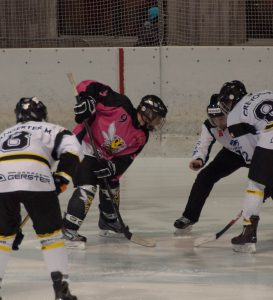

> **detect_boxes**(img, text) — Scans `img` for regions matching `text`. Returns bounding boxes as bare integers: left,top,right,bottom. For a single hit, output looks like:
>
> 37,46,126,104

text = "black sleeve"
85,81,135,115
51,130,73,160
111,155,134,176
85,81,110,99
55,152,80,181
111,142,147,176
228,123,257,138
51,130,80,181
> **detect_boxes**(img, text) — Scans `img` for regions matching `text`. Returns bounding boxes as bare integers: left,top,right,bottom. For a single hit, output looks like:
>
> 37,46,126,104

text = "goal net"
0,0,273,48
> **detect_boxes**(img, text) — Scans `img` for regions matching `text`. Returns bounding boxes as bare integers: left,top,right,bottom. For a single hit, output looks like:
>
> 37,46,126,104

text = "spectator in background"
135,6,160,46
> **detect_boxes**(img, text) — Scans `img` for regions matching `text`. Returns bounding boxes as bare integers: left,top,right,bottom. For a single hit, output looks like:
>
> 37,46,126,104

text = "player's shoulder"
30,121,72,137
242,90,273,105
203,119,214,130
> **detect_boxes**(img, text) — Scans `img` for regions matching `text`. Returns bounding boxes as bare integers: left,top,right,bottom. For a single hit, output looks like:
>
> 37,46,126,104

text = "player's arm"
228,123,257,138
190,120,216,170
88,154,134,179
74,81,111,123
52,129,83,194
91,140,147,179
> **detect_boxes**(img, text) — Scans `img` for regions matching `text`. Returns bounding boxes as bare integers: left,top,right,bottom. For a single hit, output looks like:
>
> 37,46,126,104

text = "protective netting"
0,0,273,48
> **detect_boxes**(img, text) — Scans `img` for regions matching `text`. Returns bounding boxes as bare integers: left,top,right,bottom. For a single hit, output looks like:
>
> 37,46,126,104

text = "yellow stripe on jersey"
246,189,264,197
41,241,65,251
0,152,50,168
54,171,72,182
264,123,273,131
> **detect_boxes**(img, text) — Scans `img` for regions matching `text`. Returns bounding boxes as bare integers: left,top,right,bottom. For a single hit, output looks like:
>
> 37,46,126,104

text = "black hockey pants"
183,148,247,223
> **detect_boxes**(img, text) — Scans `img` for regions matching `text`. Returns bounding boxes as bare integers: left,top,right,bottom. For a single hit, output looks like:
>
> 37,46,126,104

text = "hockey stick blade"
194,210,243,247
130,234,156,247
194,235,216,247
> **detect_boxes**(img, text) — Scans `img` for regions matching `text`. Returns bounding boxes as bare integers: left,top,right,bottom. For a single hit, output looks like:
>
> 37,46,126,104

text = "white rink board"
0,46,273,156
160,47,273,135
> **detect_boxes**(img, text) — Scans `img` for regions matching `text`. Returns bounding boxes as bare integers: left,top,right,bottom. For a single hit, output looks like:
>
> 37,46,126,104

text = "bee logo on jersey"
102,122,126,153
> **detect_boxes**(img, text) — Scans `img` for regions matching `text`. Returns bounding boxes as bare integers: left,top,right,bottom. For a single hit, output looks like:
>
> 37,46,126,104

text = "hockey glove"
74,92,96,123
53,173,69,195
189,158,204,171
92,159,116,178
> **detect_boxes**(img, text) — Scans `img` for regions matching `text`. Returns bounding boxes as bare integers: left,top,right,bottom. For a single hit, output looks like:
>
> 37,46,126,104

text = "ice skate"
51,271,77,300
173,216,194,235
231,215,259,253
62,228,87,250
98,213,124,238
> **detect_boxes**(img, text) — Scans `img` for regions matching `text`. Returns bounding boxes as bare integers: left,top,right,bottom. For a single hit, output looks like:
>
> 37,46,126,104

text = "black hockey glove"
92,158,116,179
74,92,96,123
53,173,69,195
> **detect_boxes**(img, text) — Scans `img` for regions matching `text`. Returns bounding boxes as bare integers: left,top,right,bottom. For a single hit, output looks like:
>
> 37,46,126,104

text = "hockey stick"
194,210,242,247
12,214,30,250
67,73,156,247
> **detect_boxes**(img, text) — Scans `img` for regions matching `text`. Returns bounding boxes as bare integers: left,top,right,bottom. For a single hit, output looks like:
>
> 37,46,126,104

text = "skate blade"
64,240,86,250
232,243,256,253
174,225,193,236
99,230,124,238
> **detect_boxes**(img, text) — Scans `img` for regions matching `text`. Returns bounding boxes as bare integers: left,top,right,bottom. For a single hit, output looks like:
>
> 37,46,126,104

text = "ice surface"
3,158,273,300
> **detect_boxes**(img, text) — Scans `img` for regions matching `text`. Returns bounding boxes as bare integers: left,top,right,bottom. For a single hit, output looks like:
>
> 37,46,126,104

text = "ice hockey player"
62,80,168,249
0,97,82,299
174,94,250,234
218,80,273,253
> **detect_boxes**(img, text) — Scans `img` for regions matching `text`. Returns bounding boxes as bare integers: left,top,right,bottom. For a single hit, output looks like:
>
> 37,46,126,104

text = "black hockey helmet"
15,97,48,123
207,94,226,127
207,94,224,118
137,95,168,130
218,80,247,114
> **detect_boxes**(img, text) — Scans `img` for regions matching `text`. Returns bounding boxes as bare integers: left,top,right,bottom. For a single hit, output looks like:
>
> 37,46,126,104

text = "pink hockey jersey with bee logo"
73,80,149,176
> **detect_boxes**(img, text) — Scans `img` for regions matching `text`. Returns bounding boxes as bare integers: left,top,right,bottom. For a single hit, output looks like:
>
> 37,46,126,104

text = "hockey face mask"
140,107,166,131
138,95,168,131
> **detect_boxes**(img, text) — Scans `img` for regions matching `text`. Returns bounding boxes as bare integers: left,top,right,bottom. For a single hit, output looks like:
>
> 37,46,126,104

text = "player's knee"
68,186,96,212
70,186,96,205
196,167,220,183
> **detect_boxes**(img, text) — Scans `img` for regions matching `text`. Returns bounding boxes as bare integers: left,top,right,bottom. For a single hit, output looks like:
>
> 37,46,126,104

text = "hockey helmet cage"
15,97,48,123
218,80,247,114
137,95,168,130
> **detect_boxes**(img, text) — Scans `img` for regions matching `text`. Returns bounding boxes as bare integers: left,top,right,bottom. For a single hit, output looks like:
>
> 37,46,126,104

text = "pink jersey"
73,81,148,171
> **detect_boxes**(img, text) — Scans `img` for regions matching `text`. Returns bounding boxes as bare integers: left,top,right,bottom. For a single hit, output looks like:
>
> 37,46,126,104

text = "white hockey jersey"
227,90,273,160
192,119,252,165
0,121,83,192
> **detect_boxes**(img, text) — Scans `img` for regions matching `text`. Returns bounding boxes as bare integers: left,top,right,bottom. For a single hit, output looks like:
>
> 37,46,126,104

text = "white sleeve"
192,122,216,163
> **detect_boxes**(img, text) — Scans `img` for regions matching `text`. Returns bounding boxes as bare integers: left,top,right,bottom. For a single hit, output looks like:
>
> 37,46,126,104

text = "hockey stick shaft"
67,73,156,247
20,214,30,228
12,214,30,250
215,210,242,239
194,210,242,247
